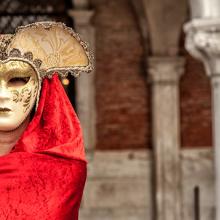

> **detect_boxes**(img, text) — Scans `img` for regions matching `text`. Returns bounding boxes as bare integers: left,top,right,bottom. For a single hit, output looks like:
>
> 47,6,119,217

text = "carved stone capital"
148,57,185,84
184,19,220,76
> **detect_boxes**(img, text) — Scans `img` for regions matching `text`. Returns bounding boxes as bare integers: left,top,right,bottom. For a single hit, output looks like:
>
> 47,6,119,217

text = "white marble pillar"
68,9,96,156
148,57,185,220
184,19,220,219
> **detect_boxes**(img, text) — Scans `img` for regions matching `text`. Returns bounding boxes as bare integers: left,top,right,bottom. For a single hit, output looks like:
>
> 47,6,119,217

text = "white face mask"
0,60,39,131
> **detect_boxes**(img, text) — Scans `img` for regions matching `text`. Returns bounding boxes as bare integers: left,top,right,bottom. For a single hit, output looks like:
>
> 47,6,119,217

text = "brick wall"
91,0,212,149
91,0,151,150
180,51,212,148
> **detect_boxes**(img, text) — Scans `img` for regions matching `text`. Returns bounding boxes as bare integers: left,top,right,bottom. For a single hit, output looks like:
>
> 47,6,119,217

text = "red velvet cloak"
0,74,87,219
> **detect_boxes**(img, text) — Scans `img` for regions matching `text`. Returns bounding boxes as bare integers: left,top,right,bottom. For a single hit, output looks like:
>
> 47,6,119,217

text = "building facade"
0,0,215,219
80,0,214,220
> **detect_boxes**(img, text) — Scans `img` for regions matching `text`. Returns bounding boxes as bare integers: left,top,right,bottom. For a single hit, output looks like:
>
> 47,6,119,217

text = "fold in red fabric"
0,74,87,219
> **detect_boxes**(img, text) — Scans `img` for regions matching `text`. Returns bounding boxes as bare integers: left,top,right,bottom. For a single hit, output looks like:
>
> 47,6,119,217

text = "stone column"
68,9,96,156
148,57,185,220
184,19,220,219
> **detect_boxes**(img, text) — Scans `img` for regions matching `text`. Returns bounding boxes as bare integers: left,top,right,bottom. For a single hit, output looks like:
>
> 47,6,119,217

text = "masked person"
0,22,93,219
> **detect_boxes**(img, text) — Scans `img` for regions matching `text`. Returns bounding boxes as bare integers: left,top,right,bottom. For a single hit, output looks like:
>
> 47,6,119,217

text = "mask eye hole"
8,77,30,87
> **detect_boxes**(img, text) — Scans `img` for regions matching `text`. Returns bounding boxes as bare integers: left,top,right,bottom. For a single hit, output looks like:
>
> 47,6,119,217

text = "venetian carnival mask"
0,22,93,131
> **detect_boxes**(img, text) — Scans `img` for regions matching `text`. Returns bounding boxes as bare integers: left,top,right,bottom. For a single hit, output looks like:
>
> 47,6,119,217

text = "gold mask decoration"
0,21,93,131
7,22,93,77
0,60,39,131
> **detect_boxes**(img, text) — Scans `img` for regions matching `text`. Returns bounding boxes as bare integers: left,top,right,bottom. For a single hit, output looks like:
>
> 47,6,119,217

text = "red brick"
180,50,212,148
91,0,151,150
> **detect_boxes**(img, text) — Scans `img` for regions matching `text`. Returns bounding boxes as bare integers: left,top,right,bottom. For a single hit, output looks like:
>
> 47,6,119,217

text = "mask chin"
0,113,31,132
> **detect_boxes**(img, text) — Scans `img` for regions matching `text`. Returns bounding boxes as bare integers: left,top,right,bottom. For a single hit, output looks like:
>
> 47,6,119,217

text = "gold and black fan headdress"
0,21,93,78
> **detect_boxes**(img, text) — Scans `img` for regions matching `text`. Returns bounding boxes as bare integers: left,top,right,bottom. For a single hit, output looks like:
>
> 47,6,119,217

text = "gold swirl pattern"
12,87,33,112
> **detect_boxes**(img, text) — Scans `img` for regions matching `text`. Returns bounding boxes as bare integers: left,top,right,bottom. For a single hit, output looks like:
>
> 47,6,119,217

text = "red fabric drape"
0,74,87,219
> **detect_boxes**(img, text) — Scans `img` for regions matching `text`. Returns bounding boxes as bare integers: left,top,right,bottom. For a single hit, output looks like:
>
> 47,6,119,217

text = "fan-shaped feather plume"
6,22,93,77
